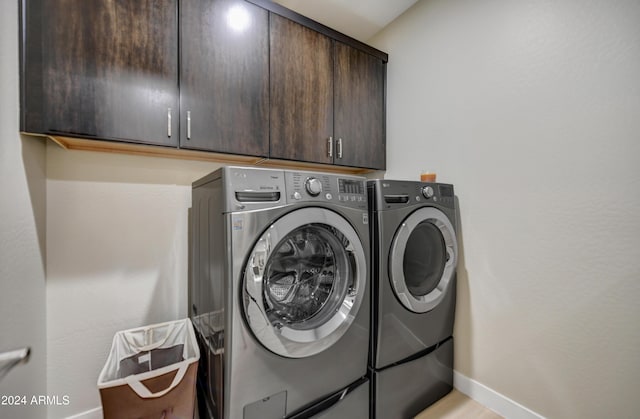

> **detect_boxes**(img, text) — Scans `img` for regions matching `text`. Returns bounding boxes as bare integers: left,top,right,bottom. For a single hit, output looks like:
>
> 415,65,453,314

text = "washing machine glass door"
389,207,457,313
243,207,367,358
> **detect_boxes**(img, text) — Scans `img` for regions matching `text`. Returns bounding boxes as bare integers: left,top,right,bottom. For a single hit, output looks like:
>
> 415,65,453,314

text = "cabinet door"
22,0,179,146
180,0,269,156
334,42,386,170
270,14,334,164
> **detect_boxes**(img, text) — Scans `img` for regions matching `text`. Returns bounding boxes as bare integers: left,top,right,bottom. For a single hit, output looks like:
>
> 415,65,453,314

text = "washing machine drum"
389,207,457,313
243,207,367,358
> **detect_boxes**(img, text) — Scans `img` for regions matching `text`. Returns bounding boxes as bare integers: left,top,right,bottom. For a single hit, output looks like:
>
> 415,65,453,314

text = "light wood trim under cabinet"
28,134,374,175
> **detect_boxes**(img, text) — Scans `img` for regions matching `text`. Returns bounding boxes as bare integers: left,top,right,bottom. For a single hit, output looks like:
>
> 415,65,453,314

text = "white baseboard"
65,406,102,419
453,370,545,419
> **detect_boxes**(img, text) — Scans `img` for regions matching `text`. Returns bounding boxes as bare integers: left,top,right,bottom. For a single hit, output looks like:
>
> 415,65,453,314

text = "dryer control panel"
285,171,367,210
368,179,456,211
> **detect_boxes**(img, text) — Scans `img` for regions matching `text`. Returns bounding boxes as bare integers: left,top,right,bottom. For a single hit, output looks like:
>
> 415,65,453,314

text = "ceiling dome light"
227,4,250,32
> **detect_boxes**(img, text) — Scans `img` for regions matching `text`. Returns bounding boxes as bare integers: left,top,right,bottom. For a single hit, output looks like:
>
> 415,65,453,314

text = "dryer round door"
389,207,457,313
243,207,367,358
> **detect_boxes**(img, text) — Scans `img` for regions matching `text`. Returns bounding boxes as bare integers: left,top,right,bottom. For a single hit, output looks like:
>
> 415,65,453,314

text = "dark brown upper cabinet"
267,12,386,170
269,14,334,165
20,0,179,146
334,42,386,169
180,0,269,156
20,0,387,170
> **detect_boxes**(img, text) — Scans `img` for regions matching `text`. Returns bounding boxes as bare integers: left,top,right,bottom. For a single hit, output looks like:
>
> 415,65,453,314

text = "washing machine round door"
389,207,457,313
243,207,367,358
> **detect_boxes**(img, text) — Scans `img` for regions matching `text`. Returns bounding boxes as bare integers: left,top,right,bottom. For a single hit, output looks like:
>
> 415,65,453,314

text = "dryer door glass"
403,221,446,297
389,207,457,313
243,207,367,358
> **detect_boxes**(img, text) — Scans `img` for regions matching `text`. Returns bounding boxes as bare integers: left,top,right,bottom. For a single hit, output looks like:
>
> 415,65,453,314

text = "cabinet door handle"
167,108,172,137
187,111,192,140
327,136,333,157
337,138,343,159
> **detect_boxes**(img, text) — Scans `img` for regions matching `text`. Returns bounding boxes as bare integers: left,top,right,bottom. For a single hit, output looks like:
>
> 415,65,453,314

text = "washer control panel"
337,177,366,204
285,171,367,210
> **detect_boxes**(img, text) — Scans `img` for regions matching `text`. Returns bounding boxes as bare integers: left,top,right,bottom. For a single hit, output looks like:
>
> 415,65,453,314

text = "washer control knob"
421,186,435,199
305,177,322,196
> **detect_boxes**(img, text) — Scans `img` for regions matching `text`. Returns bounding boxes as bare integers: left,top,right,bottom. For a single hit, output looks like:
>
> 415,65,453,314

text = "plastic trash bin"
97,318,200,419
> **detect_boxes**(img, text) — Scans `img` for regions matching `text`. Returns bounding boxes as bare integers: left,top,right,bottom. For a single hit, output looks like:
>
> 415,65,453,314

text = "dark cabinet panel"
21,0,179,146
180,0,269,156
268,14,386,170
269,14,334,165
334,43,386,169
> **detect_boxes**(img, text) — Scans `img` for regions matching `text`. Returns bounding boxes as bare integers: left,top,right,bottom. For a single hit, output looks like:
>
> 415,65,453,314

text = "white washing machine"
190,166,370,418
368,179,458,418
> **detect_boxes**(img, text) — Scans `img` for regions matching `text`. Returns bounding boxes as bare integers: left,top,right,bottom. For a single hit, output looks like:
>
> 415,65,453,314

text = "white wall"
46,145,222,418
370,0,640,417
0,1,47,418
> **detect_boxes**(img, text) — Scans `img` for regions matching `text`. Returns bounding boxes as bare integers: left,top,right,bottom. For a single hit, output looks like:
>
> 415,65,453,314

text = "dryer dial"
305,177,323,196
421,186,435,199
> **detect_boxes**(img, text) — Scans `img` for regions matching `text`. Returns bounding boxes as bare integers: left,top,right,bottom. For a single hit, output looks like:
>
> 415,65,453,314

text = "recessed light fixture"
227,4,250,32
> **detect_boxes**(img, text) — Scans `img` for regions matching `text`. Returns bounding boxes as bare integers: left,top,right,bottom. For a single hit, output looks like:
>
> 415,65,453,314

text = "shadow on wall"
21,135,47,270
45,138,225,186
144,209,189,326
453,195,473,376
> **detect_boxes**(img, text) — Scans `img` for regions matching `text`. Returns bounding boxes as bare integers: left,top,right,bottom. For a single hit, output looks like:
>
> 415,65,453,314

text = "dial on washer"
305,177,323,196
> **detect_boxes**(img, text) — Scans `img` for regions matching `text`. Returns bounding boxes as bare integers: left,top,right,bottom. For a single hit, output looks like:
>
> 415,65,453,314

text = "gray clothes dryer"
368,179,458,418
190,166,370,419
